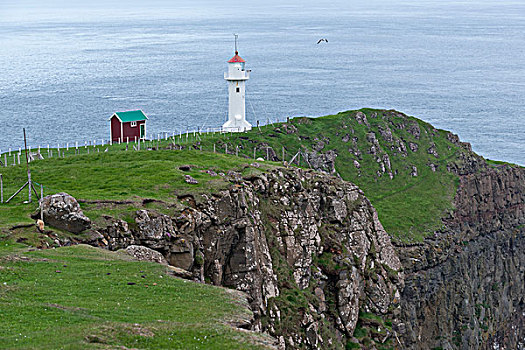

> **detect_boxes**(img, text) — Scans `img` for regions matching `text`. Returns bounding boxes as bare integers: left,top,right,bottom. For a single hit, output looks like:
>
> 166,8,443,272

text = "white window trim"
131,121,137,127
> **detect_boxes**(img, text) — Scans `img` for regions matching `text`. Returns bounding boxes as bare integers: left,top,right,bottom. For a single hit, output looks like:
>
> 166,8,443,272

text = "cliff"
93,167,404,349
398,164,525,349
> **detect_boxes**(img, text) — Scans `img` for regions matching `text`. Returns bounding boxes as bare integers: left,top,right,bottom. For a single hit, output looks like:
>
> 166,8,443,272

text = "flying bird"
317,38,328,44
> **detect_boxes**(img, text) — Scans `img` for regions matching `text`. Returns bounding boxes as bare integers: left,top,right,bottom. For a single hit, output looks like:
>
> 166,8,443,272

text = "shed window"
236,87,240,93
131,121,137,127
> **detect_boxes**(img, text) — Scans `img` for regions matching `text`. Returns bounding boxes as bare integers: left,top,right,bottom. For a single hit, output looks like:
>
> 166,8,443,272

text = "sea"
0,0,524,165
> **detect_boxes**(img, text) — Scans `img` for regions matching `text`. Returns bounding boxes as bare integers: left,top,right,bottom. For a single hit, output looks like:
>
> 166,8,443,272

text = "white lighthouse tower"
222,35,252,132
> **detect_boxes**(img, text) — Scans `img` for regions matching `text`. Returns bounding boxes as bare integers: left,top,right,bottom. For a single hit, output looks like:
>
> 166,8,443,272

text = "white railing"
0,116,293,167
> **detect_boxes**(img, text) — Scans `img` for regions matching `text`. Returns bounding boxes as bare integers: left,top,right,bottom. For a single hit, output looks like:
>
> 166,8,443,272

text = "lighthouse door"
140,124,145,139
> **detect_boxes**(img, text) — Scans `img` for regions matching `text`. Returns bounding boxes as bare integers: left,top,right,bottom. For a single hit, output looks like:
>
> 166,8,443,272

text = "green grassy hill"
0,243,272,349
0,151,278,349
0,150,275,229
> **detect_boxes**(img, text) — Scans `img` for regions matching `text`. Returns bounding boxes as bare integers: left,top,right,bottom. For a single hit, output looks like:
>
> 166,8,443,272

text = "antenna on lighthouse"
234,33,238,54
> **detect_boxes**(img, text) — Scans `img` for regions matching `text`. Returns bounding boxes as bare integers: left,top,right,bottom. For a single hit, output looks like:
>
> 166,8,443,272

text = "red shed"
109,110,148,142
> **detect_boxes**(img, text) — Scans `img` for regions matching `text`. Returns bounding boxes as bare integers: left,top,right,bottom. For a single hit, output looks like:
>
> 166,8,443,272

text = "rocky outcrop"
96,167,404,349
302,150,338,175
35,193,91,233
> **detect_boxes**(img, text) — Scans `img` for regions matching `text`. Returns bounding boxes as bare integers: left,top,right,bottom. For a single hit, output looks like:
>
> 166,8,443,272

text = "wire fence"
0,114,298,166
0,115,295,167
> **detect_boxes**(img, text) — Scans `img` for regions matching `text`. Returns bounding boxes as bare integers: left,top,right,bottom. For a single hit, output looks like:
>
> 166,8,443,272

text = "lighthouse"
222,35,252,132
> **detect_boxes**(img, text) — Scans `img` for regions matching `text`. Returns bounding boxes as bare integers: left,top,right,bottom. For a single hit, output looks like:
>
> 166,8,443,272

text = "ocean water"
0,0,524,165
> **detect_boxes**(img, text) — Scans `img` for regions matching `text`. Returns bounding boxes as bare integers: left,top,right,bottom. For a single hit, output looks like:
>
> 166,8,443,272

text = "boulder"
124,245,168,265
184,175,198,184
35,193,91,233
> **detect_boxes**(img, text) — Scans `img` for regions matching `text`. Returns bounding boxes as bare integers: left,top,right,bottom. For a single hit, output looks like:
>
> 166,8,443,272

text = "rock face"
397,164,525,349
303,150,338,174
38,193,91,233
97,168,404,349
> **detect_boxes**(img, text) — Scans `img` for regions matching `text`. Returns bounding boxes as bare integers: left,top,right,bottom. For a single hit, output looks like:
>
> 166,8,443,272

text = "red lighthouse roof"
228,51,245,63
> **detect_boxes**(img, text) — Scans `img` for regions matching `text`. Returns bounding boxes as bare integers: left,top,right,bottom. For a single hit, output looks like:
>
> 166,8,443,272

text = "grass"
351,311,394,349
0,244,270,349
0,150,276,230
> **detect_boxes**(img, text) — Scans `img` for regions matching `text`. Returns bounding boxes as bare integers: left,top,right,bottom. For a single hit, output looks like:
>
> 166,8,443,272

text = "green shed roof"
111,110,148,122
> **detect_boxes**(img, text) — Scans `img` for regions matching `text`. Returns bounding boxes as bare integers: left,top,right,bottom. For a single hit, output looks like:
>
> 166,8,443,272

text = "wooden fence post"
253,147,256,159
236,145,238,157
213,144,216,153
0,174,3,203
282,147,285,165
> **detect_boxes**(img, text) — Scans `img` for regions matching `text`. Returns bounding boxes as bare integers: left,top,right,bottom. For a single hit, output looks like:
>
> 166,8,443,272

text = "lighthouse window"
131,121,137,127
236,87,240,93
